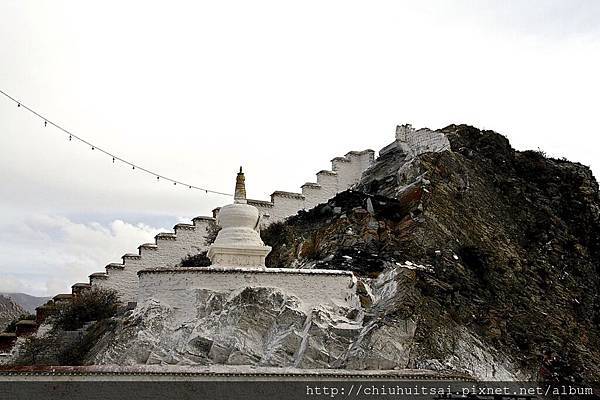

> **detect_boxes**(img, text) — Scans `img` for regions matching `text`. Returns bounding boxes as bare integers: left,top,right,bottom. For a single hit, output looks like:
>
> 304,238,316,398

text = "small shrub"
179,251,212,268
52,287,120,331
261,220,293,247
299,238,318,259
204,220,221,245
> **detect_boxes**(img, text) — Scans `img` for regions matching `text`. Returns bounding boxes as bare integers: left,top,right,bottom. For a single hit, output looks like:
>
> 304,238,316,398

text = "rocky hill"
0,293,50,314
261,124,600,381
0,295,27,331
12,124,599,382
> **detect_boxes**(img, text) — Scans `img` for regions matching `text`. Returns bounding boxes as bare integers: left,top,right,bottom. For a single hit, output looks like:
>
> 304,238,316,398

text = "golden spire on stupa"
234,166,247,204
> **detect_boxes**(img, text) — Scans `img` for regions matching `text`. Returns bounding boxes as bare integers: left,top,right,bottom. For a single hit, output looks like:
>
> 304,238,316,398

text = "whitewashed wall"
138,267,358,314
213,150,375,225
231,149,375,225
269,191,306,222
89,218,214,302
381,124,450,157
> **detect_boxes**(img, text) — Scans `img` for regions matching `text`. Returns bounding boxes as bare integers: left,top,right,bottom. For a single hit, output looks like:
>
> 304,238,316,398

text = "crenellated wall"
234,149,375,225
89,217,215,302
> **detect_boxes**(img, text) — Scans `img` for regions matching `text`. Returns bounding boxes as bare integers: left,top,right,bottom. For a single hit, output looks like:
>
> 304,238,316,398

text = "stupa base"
207,244,271,269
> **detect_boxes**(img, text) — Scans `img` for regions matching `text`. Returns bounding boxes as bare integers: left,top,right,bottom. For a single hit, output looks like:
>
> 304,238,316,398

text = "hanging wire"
0,88,232,197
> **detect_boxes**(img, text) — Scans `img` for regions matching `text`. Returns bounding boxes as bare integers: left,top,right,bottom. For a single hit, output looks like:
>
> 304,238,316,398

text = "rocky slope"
53,124,599,381
86,276,506,378
0,295,26,331
0,293,50,314
262,124,600,381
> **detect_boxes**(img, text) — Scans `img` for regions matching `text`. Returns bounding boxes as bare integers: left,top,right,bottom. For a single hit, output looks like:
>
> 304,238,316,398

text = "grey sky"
1,1,599,296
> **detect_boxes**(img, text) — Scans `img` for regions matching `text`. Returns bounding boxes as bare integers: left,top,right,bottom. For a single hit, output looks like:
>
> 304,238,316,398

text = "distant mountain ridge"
0,293,50,313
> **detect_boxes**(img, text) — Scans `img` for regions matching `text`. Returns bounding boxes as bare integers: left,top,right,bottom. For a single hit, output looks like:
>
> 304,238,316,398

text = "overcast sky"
1,1,599,296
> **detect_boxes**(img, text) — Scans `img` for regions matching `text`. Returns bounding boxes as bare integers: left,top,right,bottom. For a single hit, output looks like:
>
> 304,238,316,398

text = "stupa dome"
207,168,271,268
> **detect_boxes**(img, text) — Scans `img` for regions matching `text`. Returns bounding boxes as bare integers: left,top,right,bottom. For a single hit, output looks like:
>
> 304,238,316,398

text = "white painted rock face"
86,287,364,368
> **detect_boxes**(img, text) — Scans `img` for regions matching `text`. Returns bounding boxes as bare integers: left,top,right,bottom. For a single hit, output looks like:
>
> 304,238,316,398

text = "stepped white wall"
224,149,376,226
90,218,214,302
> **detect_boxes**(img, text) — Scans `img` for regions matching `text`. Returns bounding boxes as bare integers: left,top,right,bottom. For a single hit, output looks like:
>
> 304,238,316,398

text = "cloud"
0,214,164,296
437,1,600,38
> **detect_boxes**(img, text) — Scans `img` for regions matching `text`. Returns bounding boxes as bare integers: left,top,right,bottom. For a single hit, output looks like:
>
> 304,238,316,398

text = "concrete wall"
138,267,358,314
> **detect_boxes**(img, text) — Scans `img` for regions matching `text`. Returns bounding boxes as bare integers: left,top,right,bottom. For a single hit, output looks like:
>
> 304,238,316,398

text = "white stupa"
207,168,272,269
